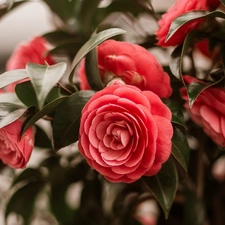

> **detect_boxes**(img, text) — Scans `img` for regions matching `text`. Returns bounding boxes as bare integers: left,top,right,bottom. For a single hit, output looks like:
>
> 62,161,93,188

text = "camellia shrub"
0,0,225,225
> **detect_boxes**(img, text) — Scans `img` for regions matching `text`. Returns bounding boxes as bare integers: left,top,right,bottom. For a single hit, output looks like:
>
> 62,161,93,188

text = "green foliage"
142,157,178,219
52,90,95,150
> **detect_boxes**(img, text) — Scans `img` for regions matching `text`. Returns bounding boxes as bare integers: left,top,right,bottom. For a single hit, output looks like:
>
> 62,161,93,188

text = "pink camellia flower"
155,0,220,47
78,84,173,183
0,119,34,169
78,40,172,98
180,75,225,147
5,36,55,92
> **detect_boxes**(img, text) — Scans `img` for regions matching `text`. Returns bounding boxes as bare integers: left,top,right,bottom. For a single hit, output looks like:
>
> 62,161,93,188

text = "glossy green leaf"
85,47,104,91
163,99,186,129
142,157,178,219
187,75,224,108
15,81,38,108
41,0,79,23
69,28,126,86
169,30,200,84
22,97,67,135
172,127,190,174
34,125,52,149
5,178,45,225
0,103,27,128
166,10,225,43
53,90,95,150
0,69,28,89
42,30,76,46
26,62,67,109
76,0,102,37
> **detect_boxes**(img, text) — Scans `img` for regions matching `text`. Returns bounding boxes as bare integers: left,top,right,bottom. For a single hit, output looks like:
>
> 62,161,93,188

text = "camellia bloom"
155,0,220,47
78,40,172,98
5,36,55,92
78,84,173,183
180,75,225,147
0,119,34,169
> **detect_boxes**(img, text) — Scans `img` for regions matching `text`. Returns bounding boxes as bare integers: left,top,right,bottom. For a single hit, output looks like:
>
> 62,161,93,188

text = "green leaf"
166,10,225,43
22,97,67,135
187,75,224,107
5,178,46,225
169,30,200,85
0,69,28,89
15,81,38,108
34,125,52,149
26,62,67,109
69,28,126,86
53,90,95,150
163,99,186,129
85,47,104,91
142,157,178,219
172,127,190,174
0,103,27,128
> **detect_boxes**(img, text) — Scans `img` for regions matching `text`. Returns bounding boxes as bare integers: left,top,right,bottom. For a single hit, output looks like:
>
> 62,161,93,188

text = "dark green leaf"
22,97,67,135
12,168,43,186
42,30,76,46
5,179,45,225
172,127,190,174
15,81,38,108
169,30,200,84
0,69,28,89
53,91,95,150
69,28,126,86
166,10,225,43
34,125,52,149
163,99,186,128
26,62,67,109
85,47,104,91
142,157,178,219
0,103,27,128
187,75,224,107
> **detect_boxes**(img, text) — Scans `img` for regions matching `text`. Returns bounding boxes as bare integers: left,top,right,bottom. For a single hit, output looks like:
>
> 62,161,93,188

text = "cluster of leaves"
1,0,225,225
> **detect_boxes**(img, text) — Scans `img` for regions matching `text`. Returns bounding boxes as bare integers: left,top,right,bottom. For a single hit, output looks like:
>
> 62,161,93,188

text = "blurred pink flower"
78,40,172,98
5,36,55,92
155,0,220,47
180,75,225,147
0,119,34,169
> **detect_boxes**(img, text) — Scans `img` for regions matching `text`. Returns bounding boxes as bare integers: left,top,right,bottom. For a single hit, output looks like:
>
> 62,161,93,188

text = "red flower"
78,84,173,183
5,36,55,92
0,119,34,169
180,75,225,147
78,40,172,98
155,0,220,47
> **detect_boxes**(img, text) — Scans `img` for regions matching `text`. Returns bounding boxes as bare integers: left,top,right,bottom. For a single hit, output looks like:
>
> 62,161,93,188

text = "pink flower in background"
5,36,55,92
155,0,220,47
180,75,225,147
78,84,173,183
78,40,172,98
0,119,34,169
